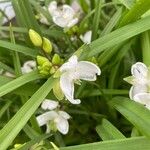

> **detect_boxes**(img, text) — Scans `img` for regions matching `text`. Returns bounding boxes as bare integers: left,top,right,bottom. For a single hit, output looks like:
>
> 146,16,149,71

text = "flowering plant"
0,0,150,150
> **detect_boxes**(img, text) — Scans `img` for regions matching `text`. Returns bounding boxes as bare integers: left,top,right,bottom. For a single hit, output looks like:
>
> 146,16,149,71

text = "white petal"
60,55,78,72
129,85,147,100
22,60,36,73
80,31,92,44
63,5,75,20
60,72,81,104
0,2,15,24
41,99,59,110
131,62,148,81
36,111,58,126
48,1,57,15
67,18,78,28
55,116,69,134
71,0,82,13
53,16,69,28
133,93,150,109
76,61,101,81
58,111,71,119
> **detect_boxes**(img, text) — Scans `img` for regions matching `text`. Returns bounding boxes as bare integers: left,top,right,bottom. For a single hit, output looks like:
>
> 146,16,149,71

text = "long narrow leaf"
96,118,126,140
109,97,150,139
0,71,41,97
0,77,56,150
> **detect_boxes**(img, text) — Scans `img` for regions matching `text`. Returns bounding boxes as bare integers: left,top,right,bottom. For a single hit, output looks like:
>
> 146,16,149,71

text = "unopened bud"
37,55,50,66
42,37,52,54
52,54,61,65
29,29,42,47
50,66,56,74
53,81,64,100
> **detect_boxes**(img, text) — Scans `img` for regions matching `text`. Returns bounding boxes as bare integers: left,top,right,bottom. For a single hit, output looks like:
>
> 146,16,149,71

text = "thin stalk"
141,31,150,66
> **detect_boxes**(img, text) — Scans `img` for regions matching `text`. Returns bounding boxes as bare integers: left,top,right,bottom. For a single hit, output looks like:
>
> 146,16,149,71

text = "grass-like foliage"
0,0,150,149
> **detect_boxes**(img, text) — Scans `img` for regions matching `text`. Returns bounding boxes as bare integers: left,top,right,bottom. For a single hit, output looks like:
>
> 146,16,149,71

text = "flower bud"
50,66,56,74
37,55,50,66
29,29,42,47
53,81,64,100
52,54,61,65
42,37,52,54
39,70,49,76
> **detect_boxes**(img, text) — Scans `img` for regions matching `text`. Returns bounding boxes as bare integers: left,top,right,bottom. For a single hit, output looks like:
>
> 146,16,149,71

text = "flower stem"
141,31,150,66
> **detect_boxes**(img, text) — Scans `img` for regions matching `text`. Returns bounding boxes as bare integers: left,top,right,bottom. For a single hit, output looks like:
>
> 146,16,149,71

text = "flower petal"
131,62,148,81
71,0,82,13
133,93,150,109
52,16,69,28
55,116,69,134
21,60,36,73
48,1,57,15
67,18,78,28
63,5,75,20
36,111,58,126
80,30,92,44
41,99,59,110
129,84,147,100
60,55,78,72
58,111,71,119
76,61,101,81
60,72,81,104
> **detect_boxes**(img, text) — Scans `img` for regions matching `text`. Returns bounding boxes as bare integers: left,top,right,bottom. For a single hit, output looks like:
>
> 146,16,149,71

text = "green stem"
141,31,150,66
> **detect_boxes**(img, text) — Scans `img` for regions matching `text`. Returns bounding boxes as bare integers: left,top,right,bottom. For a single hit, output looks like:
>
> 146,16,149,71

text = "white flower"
0,2,15,24
80,30,92,44
59,55,101,104
126,62,150,109
36,99,70,134
21,60,36,74
71,0,82,13
48,1,78,28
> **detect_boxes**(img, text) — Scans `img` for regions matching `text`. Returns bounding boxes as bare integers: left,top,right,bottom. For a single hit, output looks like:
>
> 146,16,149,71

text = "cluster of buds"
29,29,52,54
29,29,63,76
37,54,63,76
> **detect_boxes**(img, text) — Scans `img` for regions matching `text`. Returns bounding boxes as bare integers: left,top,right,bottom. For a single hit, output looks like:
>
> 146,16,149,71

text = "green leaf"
92,1,101,40
0,71,42,97
60,137,150,150
0,77,56,150
83,16,150,58
0,101,12,119
119,0,150,26
0,40,38,57
96,118,126,140
141,31,150,66
109,97,150,139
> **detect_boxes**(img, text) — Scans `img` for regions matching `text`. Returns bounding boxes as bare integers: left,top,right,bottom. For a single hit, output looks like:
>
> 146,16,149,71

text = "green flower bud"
42,37,52,54
53,80,64,100
72,25,79,33
48,121,57,132
42,62,52,71
37,55,50,66
29,29,42,47
53,70,61,78
52,54,61,65
50,66,56,74
39,70,49,76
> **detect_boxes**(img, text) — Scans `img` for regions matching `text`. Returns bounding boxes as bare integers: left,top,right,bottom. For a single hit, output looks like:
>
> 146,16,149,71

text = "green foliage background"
0,0,150,149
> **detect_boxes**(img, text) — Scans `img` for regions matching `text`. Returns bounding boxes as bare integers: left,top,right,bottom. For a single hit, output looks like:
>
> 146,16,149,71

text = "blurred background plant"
0,0,150,150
